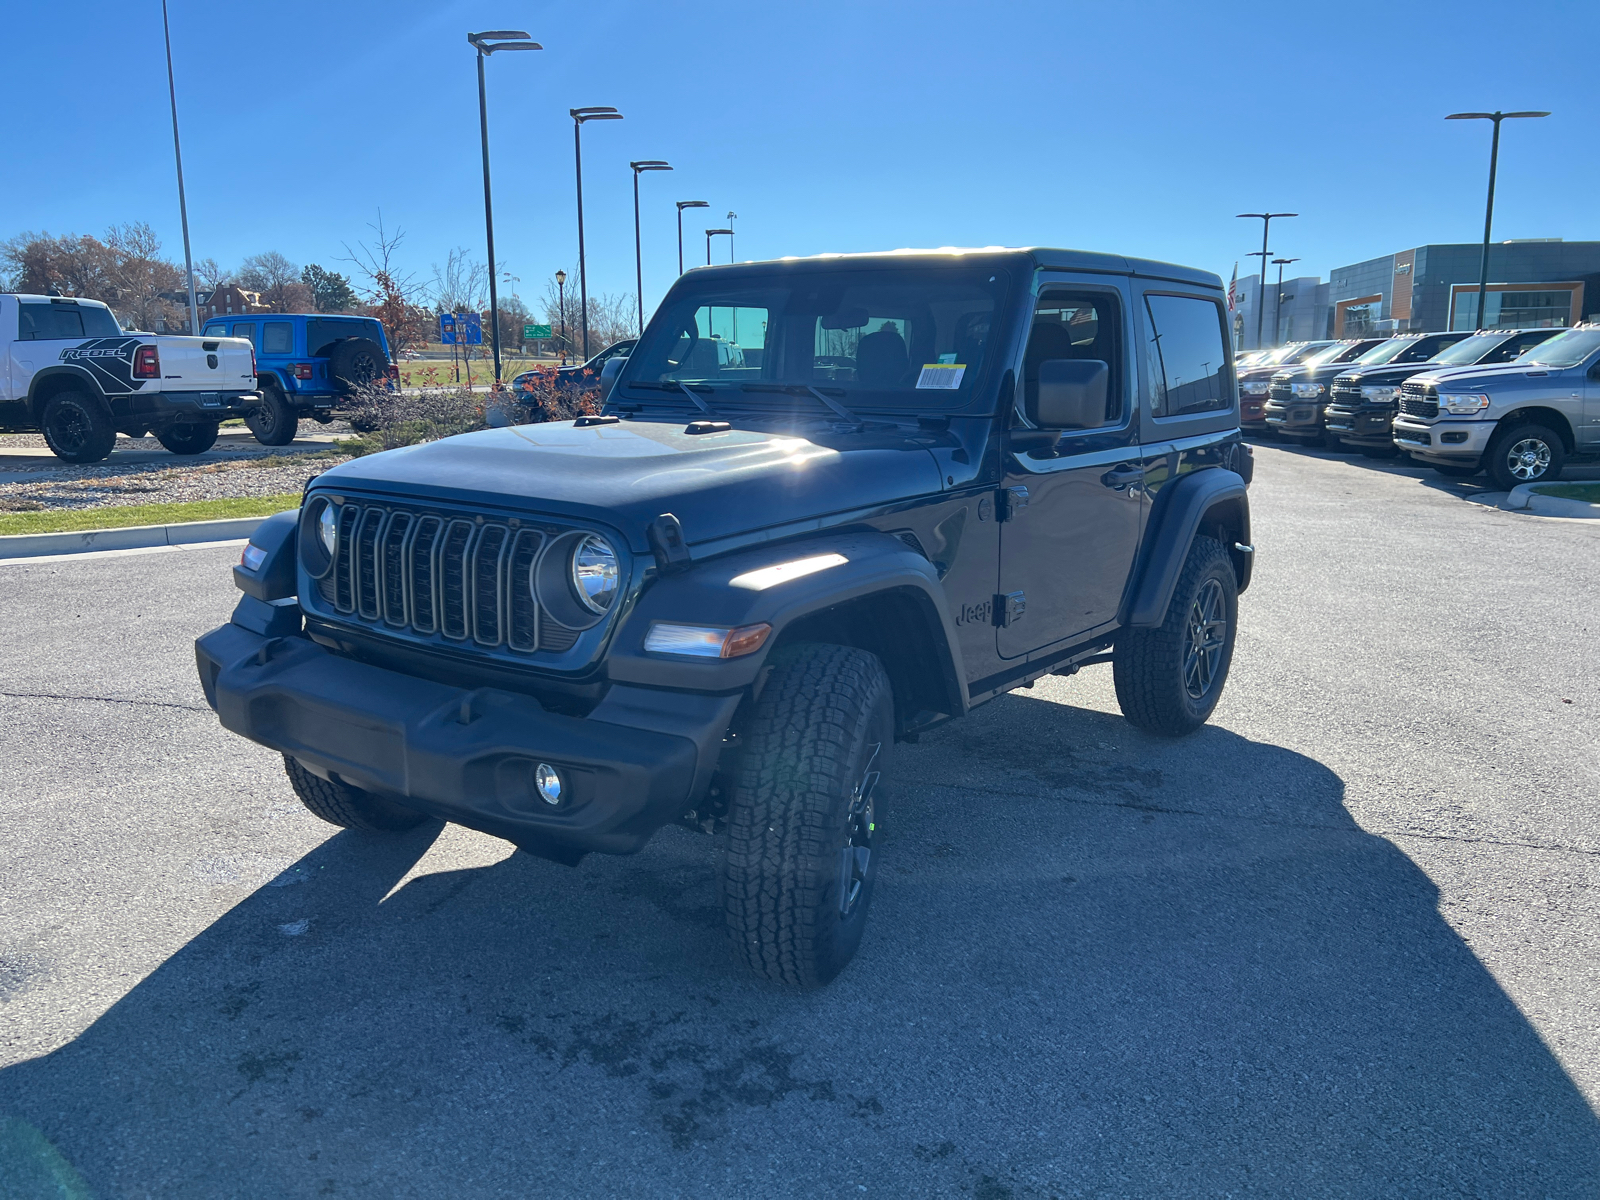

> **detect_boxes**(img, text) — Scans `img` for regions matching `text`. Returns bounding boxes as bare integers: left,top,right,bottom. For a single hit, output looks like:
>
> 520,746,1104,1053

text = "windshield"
620,265,1010,410
1429,334,1507,366
1517,327,1600,368
1302,342,1363,367
1353,338,1416,366
17,300,122,340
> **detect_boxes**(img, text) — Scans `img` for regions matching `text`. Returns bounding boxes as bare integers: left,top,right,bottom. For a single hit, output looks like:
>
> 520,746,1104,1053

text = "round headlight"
317,501,338,556
570,534,619,614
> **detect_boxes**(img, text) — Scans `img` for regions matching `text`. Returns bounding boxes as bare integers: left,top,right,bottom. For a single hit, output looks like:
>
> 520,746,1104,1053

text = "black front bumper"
1262,399,1325,439
1323,403,1395,447
195,622,737,859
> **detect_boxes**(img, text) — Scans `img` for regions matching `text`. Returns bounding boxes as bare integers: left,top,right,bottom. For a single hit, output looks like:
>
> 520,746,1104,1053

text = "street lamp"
1237,212,1296,350
676,201,709,274
705,228,733,266
555,269,567,364
726,211,738,262
571,106,624,360
1446,109,1551,329
630,160,673,335
469,29,541,387
1271,257,1299,345
160,0,199,334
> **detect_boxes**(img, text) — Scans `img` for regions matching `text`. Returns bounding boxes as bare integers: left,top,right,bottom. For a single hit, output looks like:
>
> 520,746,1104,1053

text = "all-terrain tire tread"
1113,535,1235,737
722,643,889,987
282,755,425,831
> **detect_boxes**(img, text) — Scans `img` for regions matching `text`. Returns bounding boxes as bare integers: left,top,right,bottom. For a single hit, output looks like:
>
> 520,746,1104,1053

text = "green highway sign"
524,324,552,339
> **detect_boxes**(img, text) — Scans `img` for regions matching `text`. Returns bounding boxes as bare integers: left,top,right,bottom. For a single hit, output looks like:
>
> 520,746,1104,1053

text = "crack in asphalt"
0,690,210,714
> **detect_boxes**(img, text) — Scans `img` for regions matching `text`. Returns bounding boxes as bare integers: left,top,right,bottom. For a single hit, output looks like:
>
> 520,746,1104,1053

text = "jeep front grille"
1399,381,1437,419
315,501,579,653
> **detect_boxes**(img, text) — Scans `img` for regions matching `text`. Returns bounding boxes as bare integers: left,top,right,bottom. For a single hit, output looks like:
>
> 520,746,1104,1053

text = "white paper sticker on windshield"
916,363,966,389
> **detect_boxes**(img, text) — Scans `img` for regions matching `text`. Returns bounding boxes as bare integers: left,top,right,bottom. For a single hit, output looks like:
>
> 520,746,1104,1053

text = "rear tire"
246,383,299,446
1113,535,1238,737
326,338,388,389
722,643,894,988
283,755,428,831
1485,422,1565,491
154,419,218,456
40,391,116,463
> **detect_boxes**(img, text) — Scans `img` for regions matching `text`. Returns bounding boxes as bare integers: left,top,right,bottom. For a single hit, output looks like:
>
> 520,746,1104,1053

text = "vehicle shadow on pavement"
3,695,1599,1197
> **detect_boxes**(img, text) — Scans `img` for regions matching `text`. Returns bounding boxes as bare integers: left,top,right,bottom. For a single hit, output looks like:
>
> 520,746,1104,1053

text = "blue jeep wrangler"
200,313,393,445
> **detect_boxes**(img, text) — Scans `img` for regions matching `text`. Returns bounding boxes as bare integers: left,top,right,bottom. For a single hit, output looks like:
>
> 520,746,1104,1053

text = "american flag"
1227,263,1238,312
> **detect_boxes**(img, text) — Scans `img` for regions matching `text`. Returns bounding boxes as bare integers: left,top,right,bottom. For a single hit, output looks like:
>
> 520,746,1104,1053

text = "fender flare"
605,530,968,719
26,365,111,419
232,508,299,601
1122,468,1251,628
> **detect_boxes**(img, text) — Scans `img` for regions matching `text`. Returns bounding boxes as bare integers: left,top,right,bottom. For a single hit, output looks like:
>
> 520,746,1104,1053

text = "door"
997,281,1144,658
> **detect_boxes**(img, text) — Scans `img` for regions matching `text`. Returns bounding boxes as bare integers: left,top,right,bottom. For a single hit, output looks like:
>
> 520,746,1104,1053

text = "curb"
1502,485,1600,520
0,515,275,560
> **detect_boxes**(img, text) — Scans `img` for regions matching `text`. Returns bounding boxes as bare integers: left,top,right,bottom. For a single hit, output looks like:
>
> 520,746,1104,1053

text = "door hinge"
993,591,1026,627
997,485,1029,522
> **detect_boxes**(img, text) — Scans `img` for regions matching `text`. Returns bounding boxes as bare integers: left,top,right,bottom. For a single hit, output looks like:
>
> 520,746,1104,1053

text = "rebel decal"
57,337,146,395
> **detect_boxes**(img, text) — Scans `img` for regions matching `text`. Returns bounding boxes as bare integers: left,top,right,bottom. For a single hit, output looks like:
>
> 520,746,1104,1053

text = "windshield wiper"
739,383,864,429
619,379,720,416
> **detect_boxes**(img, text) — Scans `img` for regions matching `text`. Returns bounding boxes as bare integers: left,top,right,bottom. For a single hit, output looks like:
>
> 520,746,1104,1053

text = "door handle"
1100,463,1143,490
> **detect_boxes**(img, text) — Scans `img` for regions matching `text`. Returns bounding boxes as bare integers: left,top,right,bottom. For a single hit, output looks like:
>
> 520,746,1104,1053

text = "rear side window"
203,322,228,337
306,318,385,357
1144,294,1229,417
230,322,257,345
18,301,121,340
262,322,294,354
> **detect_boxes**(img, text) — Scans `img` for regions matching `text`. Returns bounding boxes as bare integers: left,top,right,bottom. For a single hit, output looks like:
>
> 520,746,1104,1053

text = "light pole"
160,0,199,334
1271,257,1299,345
676,201,709,274
705,228,733,266
555,269,567,364
469,30,541,387
1446,110,1550,329
725,210,738,262
570,107,624,360
1237,212,1296,350
630,160,673,335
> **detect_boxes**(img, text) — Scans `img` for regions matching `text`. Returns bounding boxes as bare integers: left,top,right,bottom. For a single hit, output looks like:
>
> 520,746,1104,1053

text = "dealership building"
1231,239,1600,350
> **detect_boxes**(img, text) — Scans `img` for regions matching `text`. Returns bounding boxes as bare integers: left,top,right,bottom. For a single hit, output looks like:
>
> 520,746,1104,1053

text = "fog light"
1441,431,1468,444
534,763,564,806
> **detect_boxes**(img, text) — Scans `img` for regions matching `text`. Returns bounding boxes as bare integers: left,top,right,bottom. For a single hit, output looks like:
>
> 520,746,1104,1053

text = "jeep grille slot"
309,500,602,657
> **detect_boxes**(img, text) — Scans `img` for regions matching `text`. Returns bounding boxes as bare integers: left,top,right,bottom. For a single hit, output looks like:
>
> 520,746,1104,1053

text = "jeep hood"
315,419,945,551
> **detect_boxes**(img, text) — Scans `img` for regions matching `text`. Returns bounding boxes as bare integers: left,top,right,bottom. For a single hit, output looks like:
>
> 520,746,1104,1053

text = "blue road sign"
439,312,484,345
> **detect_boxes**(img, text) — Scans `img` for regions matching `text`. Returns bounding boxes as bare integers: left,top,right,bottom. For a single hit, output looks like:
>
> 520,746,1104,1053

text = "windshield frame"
1516,326,1600,368
614,261,1023,415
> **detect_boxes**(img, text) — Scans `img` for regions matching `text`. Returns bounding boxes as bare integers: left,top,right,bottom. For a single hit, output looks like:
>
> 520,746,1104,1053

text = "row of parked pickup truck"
1237,323,1600,489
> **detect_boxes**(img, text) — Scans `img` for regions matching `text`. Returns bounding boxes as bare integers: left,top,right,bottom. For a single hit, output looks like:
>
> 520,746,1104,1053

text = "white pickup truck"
0,293,259,462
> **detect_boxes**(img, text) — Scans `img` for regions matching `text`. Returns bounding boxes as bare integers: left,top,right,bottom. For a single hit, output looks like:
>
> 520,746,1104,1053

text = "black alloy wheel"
1183,577,1229,701
246,383,299,447
155,420,219,456
40,391,117,463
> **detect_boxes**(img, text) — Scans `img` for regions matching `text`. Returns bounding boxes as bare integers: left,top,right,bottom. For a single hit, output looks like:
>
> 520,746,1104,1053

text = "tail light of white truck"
133,345,160,379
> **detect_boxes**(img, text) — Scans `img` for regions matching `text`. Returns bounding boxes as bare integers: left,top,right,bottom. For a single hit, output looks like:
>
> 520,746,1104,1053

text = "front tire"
40,391,116,463
1114,535,1238,737
1486,423,1565,491
154,419,218,455
283,756,428,831
722,643,894,988
246,383,299,446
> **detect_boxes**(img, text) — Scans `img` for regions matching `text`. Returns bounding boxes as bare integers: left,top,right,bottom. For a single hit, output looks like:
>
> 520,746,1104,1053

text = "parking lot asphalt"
2,443,1598,1198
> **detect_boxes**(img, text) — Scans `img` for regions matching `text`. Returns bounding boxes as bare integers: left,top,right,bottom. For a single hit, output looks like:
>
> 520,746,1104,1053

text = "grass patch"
1531,482,1600,504
0,494,300,536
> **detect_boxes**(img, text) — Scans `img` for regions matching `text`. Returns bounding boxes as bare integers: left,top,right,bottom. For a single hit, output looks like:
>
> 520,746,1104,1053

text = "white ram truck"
0,293,259,462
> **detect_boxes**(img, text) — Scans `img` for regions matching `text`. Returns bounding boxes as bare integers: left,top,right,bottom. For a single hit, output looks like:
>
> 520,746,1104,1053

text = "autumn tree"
342,212,432,355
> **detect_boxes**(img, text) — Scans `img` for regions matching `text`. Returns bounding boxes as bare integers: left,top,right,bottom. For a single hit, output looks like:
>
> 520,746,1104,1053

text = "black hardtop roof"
679,247,1222,292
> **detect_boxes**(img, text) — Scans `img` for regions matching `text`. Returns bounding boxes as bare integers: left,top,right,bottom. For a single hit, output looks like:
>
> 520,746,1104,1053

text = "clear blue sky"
3,0,1595,315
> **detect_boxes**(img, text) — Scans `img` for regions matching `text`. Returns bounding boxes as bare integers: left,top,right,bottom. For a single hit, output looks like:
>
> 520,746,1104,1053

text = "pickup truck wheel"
1486,423,1565,490
40,391,116,463
722,643,894,988
154,420,218,455
283,755,427,832
1113,535,1238,737
246,383,299,446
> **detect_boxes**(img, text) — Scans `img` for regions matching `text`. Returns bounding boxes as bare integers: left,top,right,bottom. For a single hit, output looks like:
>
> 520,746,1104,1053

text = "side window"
1496,332,1547,362
203,322,227,338
1144,294,1229,417
1023,292,1123,424
262,322,293,354
230,323,257,345
17,303,84,341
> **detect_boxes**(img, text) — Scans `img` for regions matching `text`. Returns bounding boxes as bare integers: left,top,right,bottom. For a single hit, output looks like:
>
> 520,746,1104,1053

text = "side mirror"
599,356,625,403
1030,359,1109,429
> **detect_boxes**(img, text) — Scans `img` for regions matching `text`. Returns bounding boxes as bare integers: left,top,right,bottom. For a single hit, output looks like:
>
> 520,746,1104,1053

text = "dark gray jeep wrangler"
196,249,1254,986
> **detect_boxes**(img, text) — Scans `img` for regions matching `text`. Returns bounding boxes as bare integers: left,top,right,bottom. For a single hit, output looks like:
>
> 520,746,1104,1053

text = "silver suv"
1392,323,1600,489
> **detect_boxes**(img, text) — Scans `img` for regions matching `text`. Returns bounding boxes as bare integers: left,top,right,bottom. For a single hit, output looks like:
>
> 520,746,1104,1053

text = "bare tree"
195,257,230,291
341,212,432,355
432,247,487,315
238,250,311,311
